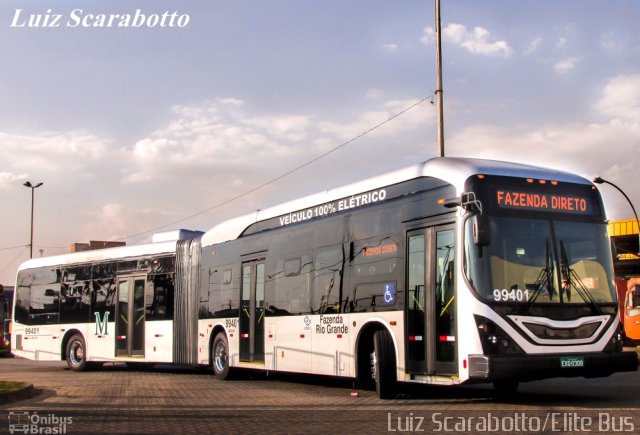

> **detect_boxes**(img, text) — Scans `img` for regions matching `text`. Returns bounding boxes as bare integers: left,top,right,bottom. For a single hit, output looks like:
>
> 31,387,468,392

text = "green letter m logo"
94,312,110,335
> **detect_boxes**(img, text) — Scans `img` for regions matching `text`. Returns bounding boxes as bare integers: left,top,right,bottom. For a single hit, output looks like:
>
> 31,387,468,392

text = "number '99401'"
493,288,530,302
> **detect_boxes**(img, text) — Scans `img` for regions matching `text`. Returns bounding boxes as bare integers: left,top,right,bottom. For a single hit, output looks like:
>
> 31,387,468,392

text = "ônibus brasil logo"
8,411,73,434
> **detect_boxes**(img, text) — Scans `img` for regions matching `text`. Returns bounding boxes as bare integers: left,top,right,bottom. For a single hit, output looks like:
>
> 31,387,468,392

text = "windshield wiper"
520,240,554,314
559,241,602,315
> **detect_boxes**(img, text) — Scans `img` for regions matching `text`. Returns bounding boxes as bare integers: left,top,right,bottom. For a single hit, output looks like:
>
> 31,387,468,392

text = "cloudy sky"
1,1,639,285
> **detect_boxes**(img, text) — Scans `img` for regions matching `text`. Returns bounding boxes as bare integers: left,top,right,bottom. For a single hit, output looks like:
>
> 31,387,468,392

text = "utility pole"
435,0,445,157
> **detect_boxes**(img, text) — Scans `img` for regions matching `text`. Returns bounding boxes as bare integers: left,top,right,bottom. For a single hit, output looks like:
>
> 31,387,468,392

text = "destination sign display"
495,189,591,214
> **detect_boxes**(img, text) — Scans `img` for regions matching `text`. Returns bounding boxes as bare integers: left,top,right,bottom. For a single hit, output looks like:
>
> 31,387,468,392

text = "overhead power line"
0,246,27,275
0,245,27,252
126,97,429,241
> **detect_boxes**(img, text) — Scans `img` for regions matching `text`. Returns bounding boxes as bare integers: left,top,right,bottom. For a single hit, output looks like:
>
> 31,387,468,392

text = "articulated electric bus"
11,157,637,398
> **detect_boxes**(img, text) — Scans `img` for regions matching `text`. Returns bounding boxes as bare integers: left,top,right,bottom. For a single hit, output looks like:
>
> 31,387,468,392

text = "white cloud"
81,203,171,242
420,27,436,45
243,115,312,142
318,99,434,141
599,32,623,52
446,75,640,220
125,101,309,183
553,56,580,73
217,97,245,107
448,121,639,180
0,172,28,190
125,97,435,184
381,43,398,52
595,73,640,122
0,130,112,180
365,88,383,99
422,23,513,58
524,37,542,55
556,37,568,49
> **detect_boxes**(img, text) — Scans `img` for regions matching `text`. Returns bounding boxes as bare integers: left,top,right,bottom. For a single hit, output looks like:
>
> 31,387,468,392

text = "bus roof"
16,240,178,273
201,157,591,247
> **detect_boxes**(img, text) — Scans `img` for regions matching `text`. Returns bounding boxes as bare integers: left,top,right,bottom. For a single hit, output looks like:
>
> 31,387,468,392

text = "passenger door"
406,224,457,375
115,276,146,357
239,260,266,363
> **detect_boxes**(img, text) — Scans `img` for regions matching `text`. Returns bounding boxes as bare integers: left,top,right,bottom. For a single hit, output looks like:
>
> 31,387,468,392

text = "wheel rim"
370,350,378,380
214,340,227,373
70,341,84,366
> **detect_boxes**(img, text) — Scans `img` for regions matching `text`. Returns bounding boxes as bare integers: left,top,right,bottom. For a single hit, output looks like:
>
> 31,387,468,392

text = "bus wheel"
372,329,397,399
66,334,87,371
492,380,519,399
211,332,230,380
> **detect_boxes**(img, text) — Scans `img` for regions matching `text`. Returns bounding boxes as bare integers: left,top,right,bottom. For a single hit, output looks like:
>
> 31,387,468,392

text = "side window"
208,266,239,318
312,247,343,313
91,262,117,323
351,237,399,281
146,274,174,321
349,237,400,312
269,254,312,315
60,265,92,324
29,285,60,325
15,285,30,325
632,286,640,308
28,267,60,325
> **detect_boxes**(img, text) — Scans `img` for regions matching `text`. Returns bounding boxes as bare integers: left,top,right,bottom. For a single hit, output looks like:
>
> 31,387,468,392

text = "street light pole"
593,176,640,256
23,181,43,259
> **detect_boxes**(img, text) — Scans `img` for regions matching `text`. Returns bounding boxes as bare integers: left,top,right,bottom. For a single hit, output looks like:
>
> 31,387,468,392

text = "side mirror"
473,214,491,246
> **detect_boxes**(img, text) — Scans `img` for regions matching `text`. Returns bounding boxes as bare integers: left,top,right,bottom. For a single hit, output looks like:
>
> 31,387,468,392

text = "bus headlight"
474,315,523,355
604,325,624,352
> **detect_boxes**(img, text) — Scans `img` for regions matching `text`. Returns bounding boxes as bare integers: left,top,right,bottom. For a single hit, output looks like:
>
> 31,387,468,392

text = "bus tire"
66,334,87,372
211,332,231,380
373,329,397,399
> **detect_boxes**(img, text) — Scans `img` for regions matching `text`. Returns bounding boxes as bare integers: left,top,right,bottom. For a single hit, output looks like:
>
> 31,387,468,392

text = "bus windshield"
464,216,617,306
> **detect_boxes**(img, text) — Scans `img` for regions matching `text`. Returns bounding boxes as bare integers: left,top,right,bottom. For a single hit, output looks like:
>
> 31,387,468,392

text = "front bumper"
468,351,638,382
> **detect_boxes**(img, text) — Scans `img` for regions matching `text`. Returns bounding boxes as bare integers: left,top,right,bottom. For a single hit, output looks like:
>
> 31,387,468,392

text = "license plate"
560,356,584,368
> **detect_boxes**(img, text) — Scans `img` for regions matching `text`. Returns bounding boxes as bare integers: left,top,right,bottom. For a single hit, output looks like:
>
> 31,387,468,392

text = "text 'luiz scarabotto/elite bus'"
10,8,191,28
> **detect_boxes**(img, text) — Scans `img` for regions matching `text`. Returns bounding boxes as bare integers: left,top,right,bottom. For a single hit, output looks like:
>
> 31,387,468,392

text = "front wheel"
211,332,231,380
372,329,397,399
66,334,88,371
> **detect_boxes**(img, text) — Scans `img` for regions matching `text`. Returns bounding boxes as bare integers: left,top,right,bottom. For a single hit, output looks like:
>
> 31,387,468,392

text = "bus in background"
11,157,638,398
11,241,181,369
622,278,640,343
1,284,14,353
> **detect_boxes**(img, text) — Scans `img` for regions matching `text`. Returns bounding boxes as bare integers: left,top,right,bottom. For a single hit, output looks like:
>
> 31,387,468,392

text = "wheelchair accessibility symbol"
383,283,396,305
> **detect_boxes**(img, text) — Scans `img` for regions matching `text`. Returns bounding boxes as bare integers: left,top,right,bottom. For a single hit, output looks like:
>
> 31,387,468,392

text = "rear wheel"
211,332,231,380
372,329,397,399
66,334,87,371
